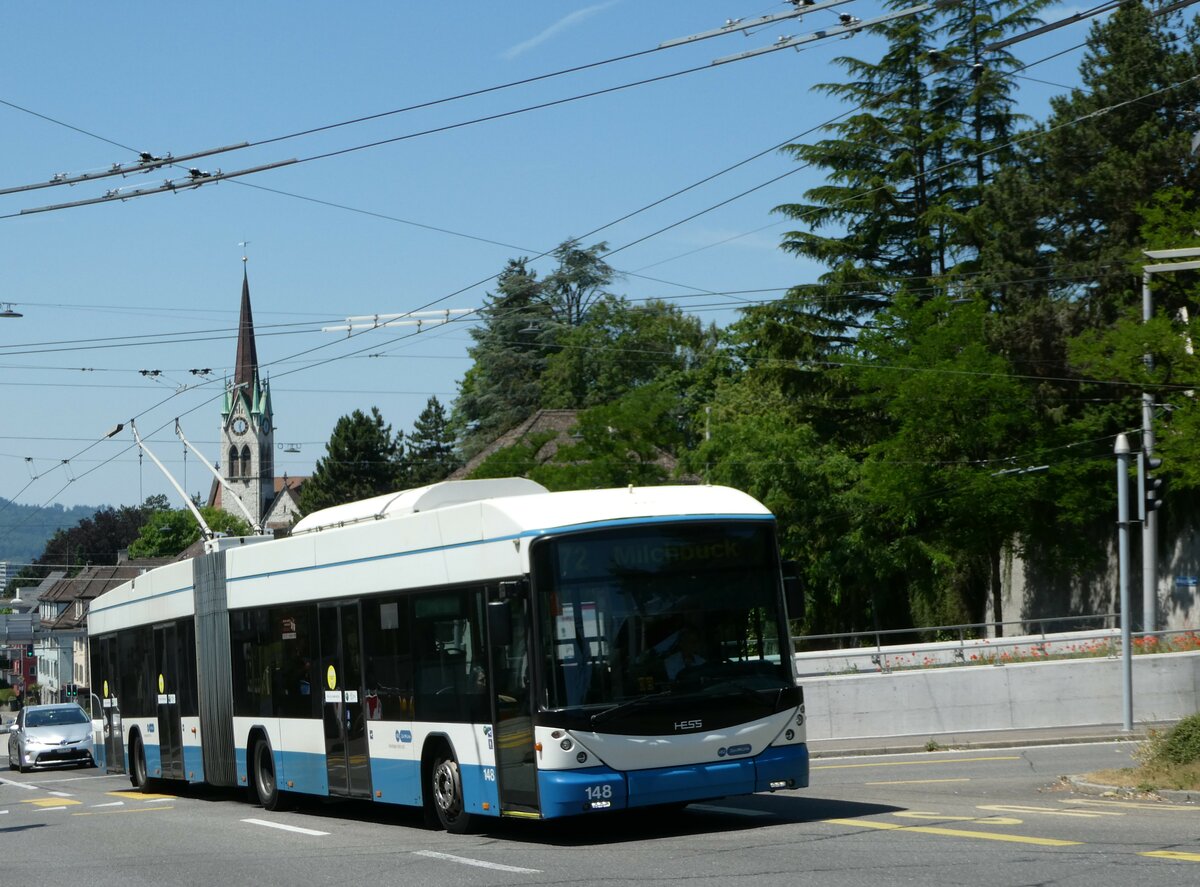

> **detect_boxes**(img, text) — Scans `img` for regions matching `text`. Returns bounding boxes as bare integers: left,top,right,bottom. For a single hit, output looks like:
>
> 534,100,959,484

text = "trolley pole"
1115,433,1133,733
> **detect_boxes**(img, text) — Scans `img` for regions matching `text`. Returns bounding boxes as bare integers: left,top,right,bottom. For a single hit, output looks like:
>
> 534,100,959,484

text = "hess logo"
674,719,702,731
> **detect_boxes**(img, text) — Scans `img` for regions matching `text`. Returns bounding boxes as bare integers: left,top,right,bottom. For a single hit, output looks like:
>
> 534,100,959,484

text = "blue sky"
0,1,1124,513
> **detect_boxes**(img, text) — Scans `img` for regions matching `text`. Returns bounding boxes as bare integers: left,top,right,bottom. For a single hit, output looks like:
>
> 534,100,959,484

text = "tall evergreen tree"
452,259,550,458
299,408,406,514
408,396,460,485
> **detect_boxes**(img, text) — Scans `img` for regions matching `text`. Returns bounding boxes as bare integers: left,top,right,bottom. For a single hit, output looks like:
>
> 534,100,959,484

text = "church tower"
218,267,275,527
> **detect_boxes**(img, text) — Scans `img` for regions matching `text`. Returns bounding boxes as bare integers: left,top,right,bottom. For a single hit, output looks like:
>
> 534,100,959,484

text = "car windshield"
25,707,88,728
532,521,791,712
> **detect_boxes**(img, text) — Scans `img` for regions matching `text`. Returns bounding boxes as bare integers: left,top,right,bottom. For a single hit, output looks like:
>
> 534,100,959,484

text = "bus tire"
251,739,289,811
430,752,474,834
130,735,149,791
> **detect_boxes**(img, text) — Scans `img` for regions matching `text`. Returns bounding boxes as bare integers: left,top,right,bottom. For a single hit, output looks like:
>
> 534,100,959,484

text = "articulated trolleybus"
88,479,807,831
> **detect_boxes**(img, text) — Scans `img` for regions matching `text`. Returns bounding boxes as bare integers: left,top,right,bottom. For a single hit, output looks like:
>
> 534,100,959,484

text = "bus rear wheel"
252,740,288,811
430,754,474,834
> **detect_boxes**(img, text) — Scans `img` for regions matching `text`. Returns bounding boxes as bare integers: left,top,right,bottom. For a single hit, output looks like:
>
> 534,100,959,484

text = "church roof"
234,268,259,389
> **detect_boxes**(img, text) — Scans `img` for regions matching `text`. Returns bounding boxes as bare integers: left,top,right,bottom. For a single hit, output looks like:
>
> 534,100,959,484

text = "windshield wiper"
589,690,672,729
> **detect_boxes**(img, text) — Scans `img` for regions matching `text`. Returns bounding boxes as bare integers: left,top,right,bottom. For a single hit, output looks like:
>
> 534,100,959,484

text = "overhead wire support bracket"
129,419,215,542
17,159,299,215
711,4,932,65
321,308,475,335
174,419,265,536
0,142,252,196
659,0,855,49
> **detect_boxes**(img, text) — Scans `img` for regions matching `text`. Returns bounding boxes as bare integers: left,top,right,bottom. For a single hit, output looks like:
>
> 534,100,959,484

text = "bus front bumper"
536,743,809,819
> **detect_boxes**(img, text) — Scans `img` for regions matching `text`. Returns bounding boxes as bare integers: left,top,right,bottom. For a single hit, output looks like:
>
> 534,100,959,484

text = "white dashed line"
0,776,37,791
413,850,541,873
90,802,124,808
241,818,330,836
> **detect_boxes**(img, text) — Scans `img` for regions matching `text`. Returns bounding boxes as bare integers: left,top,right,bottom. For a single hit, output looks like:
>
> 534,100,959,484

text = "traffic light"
25,643,34,657
1139,450,1165,518
65,683,76,699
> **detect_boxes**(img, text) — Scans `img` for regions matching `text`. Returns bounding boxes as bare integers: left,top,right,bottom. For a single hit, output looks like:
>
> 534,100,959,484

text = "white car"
3,703,96,772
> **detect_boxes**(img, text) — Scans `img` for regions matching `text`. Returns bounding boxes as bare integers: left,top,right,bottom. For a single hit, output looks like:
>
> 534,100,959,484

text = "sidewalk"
808,722,1155,758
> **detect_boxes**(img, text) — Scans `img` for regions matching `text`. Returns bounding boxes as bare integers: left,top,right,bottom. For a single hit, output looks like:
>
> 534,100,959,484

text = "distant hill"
0,498,100,566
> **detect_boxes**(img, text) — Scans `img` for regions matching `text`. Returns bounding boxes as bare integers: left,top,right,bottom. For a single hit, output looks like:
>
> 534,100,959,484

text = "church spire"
234,266,259,389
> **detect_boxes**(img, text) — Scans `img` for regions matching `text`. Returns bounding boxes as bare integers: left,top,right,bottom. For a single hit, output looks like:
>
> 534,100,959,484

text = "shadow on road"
111,781,901,844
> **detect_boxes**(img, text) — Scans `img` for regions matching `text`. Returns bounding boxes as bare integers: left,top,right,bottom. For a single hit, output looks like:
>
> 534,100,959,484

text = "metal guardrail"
796,613,1119,650
791,614,1200,676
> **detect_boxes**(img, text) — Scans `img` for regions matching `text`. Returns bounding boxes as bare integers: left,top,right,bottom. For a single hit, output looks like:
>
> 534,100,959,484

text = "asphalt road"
4,741,1199,886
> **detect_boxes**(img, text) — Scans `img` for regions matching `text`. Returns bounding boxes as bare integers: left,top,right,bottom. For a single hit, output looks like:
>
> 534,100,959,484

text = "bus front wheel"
430,754,474,834
130,736,149,791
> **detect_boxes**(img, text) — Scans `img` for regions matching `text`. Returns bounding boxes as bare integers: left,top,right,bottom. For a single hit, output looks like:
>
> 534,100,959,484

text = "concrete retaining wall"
799,650,1200,741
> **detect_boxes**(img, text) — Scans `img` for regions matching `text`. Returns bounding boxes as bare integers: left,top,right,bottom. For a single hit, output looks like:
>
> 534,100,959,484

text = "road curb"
810,732,1142,759
1063,774,1200,804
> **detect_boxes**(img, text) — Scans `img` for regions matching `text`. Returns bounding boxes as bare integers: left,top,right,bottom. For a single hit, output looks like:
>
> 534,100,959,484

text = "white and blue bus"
88,479,807,831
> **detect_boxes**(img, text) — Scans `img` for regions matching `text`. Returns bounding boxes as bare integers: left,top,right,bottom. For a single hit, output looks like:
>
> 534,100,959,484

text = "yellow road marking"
894,811,1022,826
814,756,1020,771
824,818,1081,847
867,778,971,786
106,791,176,800
22,798,82,808
978,804,1122,819
1140,850,1200,862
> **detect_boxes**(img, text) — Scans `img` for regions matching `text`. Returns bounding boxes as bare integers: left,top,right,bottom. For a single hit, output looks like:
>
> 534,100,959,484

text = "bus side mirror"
488,600,514,648
782,560,804,622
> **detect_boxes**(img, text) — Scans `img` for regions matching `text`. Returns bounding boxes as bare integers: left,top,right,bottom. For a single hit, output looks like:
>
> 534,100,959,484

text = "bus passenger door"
96,637,124,774
488,587,539,814
318,602,371,798
153,624,184,780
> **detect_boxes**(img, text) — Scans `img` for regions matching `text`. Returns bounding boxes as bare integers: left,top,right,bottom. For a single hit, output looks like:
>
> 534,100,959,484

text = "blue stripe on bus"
229,746,501,816
227,514,773,586
184,746,205,784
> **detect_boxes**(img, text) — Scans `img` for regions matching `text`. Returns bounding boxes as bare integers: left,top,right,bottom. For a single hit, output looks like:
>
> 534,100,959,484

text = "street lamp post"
1115,433,1133,733
1140,247,1200,636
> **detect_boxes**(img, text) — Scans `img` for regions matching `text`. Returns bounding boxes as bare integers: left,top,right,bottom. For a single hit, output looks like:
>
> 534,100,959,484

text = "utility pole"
1140,247,1200,633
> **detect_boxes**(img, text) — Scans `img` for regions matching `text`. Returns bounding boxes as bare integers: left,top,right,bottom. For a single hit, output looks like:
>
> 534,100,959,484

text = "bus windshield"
531,521,791,714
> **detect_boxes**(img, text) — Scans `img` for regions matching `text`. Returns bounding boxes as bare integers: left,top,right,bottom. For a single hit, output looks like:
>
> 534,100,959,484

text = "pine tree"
408,396,460,485
299,408,406,514
452,259,550,457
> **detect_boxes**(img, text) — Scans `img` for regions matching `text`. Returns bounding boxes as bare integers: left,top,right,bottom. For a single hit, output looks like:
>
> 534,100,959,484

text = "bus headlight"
560,738,574,751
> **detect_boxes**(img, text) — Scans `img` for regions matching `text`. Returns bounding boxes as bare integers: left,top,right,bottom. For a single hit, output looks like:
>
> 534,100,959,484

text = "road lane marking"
894,812,1023,826
0,776,37,790
867,778,971,786
413,850,541,874
978,804,1123,819
824,818,1081,847
90,802,124,808
106,791,176,800
23,798,82,808
242,818,329,836
814,756,1021,771
1141,850,1200,862
47,791,73,797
